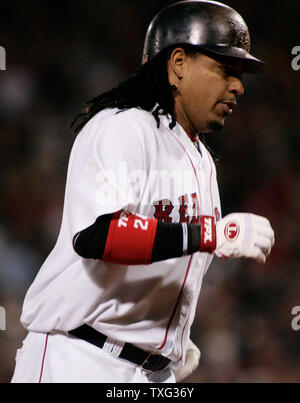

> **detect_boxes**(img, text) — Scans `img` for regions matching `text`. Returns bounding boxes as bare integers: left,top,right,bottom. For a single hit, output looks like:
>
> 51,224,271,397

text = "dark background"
0,0,299,382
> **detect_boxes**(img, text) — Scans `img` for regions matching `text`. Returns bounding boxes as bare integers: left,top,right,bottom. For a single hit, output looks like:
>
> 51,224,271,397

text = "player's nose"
228,76,244,97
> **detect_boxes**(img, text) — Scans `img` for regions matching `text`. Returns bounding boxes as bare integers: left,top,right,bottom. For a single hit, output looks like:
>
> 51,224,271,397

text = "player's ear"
168,47,187,80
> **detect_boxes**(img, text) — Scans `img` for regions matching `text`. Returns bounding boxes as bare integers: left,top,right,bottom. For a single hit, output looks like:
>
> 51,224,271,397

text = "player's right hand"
214,213,275,263
171,339,201,382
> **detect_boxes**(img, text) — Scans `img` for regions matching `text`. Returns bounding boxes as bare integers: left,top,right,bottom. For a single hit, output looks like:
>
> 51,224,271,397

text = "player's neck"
174,102,199,143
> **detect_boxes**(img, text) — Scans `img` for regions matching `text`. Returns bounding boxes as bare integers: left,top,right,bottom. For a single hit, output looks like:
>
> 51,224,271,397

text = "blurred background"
0,0,299,383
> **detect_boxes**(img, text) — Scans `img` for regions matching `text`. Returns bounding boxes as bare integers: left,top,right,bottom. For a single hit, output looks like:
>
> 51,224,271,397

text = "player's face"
168,49,245,135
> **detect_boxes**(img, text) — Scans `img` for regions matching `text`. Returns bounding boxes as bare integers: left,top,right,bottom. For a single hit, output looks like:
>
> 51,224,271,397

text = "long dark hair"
71,47,178,134
71,45,219,161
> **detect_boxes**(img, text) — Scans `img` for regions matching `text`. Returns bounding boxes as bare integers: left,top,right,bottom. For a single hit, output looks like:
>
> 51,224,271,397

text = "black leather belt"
68,324,171,372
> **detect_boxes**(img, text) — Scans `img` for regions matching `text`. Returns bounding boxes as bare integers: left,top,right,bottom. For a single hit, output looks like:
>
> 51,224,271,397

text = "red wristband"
199,215,216,253
103,210,158,265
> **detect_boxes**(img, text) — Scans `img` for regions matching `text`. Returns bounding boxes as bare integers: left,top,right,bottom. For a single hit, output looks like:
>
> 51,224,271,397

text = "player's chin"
206,118,225,133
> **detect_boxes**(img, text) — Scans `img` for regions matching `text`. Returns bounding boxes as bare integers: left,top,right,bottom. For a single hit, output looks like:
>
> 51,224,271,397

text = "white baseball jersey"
20,107,221,364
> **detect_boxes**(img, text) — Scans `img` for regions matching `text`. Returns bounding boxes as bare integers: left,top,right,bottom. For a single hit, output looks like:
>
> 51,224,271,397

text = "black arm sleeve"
73,214,113,259
73,214,201,263
151,222,201,262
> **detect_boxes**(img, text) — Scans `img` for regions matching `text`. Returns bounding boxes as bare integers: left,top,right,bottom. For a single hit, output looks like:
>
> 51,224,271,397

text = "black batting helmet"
142,0,266,73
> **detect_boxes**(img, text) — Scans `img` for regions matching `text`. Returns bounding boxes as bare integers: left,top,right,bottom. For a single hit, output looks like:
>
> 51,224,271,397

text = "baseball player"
12,1,274,383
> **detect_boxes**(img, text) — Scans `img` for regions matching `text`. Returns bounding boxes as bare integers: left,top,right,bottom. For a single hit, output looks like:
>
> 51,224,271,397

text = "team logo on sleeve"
224,221,240,241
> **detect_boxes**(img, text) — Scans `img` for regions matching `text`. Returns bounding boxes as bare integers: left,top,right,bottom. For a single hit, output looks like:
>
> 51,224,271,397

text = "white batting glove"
200,213,275,263
171,340,201,382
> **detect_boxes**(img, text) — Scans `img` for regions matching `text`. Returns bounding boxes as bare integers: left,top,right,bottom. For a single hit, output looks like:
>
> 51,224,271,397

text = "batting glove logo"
224,221,240,242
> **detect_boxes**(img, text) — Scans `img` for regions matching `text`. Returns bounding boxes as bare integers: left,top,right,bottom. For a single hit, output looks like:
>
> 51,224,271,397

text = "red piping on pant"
38,333,49,383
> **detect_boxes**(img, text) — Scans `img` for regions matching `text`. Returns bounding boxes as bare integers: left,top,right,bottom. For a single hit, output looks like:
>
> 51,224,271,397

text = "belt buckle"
141,351,159,371
141,351,168,372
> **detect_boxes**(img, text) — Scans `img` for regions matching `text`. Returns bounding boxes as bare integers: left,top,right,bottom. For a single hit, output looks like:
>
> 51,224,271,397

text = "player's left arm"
73,210,275,266
73,210,201,265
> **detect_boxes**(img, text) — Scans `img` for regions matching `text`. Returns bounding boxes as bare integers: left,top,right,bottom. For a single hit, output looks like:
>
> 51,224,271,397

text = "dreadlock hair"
71,46,178,134
71,45,219,162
